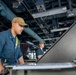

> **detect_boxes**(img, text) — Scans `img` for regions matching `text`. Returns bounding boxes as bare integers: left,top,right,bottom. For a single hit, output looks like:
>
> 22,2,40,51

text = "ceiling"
0,0,76,51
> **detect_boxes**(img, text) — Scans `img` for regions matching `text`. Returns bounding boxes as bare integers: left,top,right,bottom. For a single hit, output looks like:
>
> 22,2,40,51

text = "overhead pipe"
0,0,44,43
23,28,44,42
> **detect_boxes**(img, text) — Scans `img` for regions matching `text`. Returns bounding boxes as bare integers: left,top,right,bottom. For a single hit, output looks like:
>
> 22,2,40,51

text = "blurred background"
0,0,76,60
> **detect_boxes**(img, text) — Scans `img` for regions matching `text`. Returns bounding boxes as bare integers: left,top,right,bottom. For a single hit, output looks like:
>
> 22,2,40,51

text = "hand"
0,61,10,75
0,61,4,73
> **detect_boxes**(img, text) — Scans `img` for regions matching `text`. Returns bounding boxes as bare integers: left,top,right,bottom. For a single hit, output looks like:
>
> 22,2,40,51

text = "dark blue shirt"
36,48,44,58
0,29,23,65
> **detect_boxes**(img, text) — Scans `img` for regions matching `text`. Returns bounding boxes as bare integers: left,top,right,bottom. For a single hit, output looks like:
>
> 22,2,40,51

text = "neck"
10,28,16,37
40,47,43,50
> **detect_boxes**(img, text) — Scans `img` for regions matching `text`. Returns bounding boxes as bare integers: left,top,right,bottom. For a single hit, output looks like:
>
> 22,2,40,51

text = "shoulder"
37,48,41,51
36,48,44,55
0,29,9,36
0,29,9,40
37,48,42,52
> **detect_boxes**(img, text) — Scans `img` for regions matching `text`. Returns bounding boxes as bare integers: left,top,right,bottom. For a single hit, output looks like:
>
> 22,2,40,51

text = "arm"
37,55,43,59
0,34,3,58
18,41,25,64
0,33,10,75
0,32,6,58
36,48,44,59
0,61,4,72
18,56,25,64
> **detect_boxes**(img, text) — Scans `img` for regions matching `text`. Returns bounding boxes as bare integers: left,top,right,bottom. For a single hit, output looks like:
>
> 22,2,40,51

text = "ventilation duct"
0,0,44,43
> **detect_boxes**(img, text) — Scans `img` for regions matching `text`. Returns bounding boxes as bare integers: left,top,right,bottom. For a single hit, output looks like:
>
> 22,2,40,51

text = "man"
0,17,28,65
36,42,45,59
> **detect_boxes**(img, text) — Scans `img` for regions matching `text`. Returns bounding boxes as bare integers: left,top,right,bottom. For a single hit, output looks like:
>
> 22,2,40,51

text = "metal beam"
32,7,67,18
51,27,69,32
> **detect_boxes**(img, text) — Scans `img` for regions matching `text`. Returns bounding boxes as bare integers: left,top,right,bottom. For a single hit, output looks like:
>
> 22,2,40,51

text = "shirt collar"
8,29,15,39
40,47,43,50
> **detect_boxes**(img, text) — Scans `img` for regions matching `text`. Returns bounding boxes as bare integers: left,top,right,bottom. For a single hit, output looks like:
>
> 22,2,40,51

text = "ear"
12,22,16,27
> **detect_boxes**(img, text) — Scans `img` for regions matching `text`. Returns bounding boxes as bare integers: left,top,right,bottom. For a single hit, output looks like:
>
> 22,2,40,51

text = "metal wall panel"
37,22,76,63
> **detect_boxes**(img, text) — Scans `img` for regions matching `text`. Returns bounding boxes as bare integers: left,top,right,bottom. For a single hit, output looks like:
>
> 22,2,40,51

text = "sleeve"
0,32,6,58
36,48,43,57
17,41,23,59
18,50,23,59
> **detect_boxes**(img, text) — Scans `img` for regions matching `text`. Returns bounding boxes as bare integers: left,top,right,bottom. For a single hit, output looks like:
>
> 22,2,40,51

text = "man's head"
11,17,28,35
39,42,45,49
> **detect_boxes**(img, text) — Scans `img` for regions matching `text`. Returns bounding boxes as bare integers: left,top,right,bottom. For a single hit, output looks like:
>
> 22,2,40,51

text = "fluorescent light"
32,7,67,18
